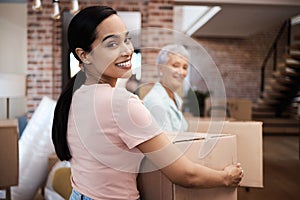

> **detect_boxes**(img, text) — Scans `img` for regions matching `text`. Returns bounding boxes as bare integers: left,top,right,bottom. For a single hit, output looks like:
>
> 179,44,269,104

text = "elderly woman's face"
160,53,189,91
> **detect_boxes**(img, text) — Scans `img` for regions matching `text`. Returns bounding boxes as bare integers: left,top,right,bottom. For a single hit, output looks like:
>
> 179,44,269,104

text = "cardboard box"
138,133,237,200
227,99,252,120
205,98,252,120
187,118,263,188
0,119,19,188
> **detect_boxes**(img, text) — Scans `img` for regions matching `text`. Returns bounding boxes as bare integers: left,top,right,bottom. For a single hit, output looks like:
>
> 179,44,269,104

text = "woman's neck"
85,74,116,87
161,82,176,105
83,66,116,87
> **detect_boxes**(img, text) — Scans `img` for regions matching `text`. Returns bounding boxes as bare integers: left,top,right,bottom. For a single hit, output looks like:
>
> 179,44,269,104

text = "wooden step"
253,103,295,117
252,110,276,118
253,117,299,125
293,34,300,41
253,101,275,112
276,66,300,78
288,50,300,60
290,42,300,50
253,102,276,111
252,117,299,135
266,81,290,92
253,111,291,118
263,90,286,99
292,96,300,103
285,105,299,117
255,98,278,108
257,96,282,106
274,75,297,85
285,58,300,69
263,126,299,134
264,86,286,94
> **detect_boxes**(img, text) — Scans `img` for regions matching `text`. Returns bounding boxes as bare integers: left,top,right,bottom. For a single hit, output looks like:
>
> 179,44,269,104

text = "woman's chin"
120,69,133,79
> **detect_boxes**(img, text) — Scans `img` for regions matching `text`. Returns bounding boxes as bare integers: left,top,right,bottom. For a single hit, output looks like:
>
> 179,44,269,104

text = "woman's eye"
107,42,118,48
125,37,132,44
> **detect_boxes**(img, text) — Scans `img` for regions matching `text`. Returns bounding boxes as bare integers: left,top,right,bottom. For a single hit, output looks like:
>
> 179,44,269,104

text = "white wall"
0,3,27,119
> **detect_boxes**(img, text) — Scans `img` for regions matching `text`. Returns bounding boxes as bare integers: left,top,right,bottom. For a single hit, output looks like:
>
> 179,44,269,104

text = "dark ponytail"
52,71,86,160
52,6,117,161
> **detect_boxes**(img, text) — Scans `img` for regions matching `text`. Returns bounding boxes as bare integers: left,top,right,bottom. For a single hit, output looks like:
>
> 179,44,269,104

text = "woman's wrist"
220,170,230,187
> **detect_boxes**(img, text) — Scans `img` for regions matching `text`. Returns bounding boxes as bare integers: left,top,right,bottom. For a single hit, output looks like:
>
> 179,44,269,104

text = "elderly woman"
143,44,190,132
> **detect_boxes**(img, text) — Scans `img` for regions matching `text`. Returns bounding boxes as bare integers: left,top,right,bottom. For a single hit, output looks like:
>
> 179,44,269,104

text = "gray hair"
156,44,190,65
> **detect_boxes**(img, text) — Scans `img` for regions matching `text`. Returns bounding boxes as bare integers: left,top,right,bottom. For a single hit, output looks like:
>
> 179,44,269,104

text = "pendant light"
51,0,61,20
70,0,80,15
32,0,42,11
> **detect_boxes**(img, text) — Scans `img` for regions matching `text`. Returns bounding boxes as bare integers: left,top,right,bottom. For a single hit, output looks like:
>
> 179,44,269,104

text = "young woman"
52,6,244,200
143,44,190,132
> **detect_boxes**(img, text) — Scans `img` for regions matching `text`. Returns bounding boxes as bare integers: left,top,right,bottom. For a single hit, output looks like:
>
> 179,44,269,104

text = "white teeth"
116,60,131,67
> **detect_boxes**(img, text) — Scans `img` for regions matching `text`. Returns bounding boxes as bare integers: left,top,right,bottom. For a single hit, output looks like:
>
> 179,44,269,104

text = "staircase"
252,20,300,135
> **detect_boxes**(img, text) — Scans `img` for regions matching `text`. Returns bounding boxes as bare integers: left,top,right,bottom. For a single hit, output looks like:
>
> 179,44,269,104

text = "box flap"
166,131,233,143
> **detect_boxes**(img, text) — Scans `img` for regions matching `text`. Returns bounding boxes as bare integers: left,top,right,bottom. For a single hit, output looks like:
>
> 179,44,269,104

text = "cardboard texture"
205,98,252,120
0,119,19,188
138,133,237,200
187,118,263,188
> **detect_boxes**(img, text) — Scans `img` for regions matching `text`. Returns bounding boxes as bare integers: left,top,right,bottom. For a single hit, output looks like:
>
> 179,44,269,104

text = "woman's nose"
121,43,133,57
178,67,187,77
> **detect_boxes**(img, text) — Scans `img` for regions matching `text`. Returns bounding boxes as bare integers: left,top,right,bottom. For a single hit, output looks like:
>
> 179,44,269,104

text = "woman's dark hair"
52,6,117,161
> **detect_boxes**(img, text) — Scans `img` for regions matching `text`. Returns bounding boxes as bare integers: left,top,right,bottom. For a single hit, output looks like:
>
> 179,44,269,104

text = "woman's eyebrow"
102,32,129,42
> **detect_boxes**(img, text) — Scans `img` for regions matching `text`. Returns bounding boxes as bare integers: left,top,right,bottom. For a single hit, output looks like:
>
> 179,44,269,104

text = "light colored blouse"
67,84,161,200
143,82,188,132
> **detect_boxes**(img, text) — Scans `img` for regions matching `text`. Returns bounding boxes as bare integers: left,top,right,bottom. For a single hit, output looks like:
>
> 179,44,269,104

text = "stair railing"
260,19,291,96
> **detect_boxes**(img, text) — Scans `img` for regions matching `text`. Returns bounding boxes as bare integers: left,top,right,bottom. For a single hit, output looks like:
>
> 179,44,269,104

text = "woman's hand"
223,163,244,187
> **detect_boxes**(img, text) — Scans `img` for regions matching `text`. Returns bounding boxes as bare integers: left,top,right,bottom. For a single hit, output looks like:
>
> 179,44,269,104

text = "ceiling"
2,0,300,38
174,0,300,38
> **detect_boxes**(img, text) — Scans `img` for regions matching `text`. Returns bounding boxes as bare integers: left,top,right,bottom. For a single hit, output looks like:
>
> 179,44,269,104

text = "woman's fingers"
224,163,245,187
232,166,244,187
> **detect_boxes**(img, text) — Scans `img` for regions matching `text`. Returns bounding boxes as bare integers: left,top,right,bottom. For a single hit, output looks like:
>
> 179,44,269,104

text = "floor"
238,135,300,200
33,135,300,200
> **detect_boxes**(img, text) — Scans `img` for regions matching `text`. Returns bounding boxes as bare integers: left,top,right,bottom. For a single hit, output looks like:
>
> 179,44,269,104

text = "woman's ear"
75,48,91,65
157,64,164,77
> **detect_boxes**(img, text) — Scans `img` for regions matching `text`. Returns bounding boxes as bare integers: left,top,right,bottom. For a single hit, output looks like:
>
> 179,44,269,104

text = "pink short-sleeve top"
67,84,162,200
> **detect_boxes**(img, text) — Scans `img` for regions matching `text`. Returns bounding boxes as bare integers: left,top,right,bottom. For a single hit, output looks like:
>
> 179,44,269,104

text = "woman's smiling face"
160,53,189,92
85,14,134,86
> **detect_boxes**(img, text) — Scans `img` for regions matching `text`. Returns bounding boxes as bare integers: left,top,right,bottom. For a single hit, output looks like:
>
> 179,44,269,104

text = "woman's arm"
137,133,243,188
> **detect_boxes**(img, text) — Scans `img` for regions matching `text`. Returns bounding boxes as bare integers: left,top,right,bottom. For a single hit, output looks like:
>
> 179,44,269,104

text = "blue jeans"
69,189,93,200
69,189,141,200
